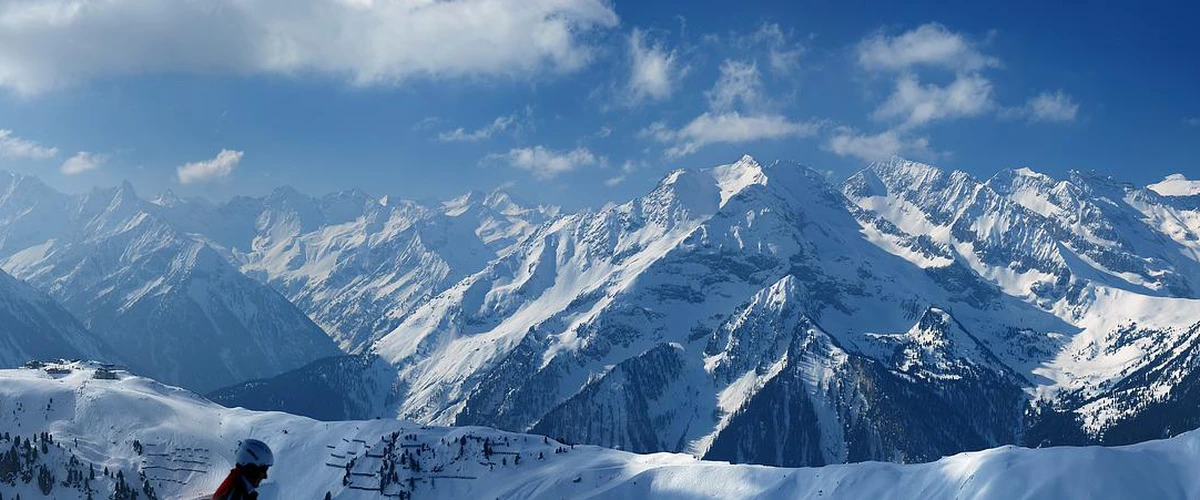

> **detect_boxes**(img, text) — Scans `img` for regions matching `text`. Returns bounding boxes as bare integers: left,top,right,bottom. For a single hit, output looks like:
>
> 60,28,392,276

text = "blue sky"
0,0,1197,210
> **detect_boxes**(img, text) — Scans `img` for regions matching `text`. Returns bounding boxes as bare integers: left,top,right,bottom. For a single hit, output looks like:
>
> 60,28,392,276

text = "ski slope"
1,361,1198,499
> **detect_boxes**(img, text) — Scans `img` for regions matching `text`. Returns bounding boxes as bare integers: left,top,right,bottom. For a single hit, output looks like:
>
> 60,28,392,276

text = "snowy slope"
159,186,555,353
1148,174,1200,197
4,362,1200,500
845,159,1200,390
0,268,113,368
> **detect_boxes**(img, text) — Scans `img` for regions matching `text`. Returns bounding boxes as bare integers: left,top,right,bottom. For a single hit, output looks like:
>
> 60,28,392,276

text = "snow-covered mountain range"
2,156,1199,471
0,173,341,392
5,361,1200,499
210,156,1200,467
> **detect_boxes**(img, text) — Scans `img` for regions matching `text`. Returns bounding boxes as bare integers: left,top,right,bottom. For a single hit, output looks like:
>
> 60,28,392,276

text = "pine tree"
143,477,158,500
36,464,54,495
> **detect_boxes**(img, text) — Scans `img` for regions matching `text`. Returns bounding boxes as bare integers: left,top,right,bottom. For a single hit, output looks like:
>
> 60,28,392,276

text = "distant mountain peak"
150,188,182,207
1148,173,1200,197
441,188,534,218
267,185,311,204
869,155,937,174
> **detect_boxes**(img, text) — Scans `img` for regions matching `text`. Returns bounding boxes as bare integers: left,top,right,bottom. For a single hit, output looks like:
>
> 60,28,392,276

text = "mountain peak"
1148,173,1200,197
914,307,953,339
150,188,182,207
116,179,138,199
987,166,1054,186
441,188,530,217
710,155,768,205
268,185,310,203
324,187,372,201
1013,166,1049,179
867,156,944,185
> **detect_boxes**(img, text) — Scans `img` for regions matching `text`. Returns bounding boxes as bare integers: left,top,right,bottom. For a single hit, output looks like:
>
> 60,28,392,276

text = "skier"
212,438,274,500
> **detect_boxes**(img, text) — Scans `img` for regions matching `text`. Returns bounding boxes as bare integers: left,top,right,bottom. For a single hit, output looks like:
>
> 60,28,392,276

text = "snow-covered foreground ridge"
3,362,1200,500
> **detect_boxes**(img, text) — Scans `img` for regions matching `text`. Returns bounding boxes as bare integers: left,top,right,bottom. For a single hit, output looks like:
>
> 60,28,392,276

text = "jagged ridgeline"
201,156,1200,467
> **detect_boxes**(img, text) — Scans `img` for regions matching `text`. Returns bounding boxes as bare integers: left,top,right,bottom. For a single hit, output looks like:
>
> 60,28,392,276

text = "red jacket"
212,468,258,500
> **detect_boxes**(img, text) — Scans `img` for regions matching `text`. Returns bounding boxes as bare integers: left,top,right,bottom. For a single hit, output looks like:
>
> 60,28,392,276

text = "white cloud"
999,90,1080,123
1185,117,1200,127
843,23,1073,162
411,117,442,131
857,23,998,72
438,108,532,142
747,23,804,74
826,128,936,163
707,60,764,112
641,53,818,159
873,73,994,128
0,0,619,94
60,151,107,175
603,159,641,186
638,122,674,142
490,146,600,179
1024,90,1079,122
627,28,684,103
769,47,804,75
177,149,243,184
0,129,58,159
718,23,805,75
649,112,822,160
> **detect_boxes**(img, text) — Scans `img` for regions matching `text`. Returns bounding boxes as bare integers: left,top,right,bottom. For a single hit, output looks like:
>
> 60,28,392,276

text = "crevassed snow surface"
3,362,1200,500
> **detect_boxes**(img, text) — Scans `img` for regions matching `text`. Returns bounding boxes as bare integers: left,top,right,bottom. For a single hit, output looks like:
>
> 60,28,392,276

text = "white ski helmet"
235,438,274,467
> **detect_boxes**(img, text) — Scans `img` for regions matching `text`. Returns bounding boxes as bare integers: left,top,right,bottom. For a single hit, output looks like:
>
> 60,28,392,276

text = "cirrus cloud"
438,107,533,142
0,0,619,94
